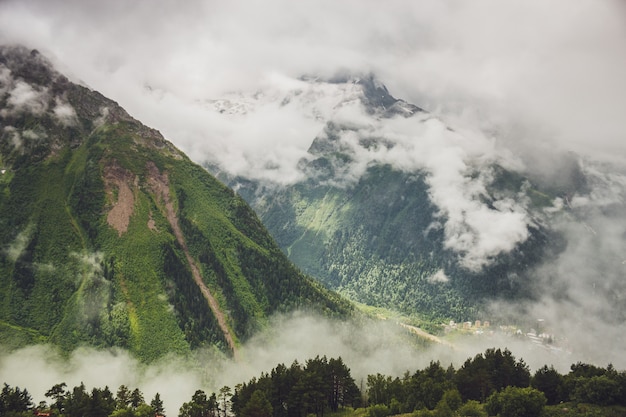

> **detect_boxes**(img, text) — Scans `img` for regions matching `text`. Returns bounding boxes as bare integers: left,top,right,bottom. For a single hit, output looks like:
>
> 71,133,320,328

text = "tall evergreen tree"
151,392,165,415
130,388,145,409
0,384,33,415
180,389,213,417
531,365,564,405
241,390,272,417
45,382,67,414
219,386,232,417
89,386,116,417
116,385,132,410
64,383,90,417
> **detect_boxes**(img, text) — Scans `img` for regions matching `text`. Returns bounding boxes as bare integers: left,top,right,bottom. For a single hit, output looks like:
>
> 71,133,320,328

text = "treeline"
363,348,626,416
230,356,360,417
3,348,626,417
0,382,164,417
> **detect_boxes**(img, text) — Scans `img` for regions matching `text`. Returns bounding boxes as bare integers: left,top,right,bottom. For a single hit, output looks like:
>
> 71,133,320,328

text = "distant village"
443,318,571,356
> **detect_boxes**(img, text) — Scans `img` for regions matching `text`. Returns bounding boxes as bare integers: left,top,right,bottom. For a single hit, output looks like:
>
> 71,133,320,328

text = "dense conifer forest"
3,349,626,417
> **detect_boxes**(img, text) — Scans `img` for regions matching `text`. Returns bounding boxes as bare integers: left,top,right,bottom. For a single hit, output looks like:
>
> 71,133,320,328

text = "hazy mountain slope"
0,46,352,361
211,76,574,322
232,168,559,322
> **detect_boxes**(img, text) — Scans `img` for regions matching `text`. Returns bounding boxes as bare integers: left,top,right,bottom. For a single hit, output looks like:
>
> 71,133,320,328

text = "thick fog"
1,0,626,409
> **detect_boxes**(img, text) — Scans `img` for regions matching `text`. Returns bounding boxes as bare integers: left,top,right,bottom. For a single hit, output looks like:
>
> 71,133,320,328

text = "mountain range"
207,75,591,324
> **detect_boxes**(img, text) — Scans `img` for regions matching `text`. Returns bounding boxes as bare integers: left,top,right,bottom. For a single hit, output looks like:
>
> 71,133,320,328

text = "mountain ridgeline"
0,46,352,361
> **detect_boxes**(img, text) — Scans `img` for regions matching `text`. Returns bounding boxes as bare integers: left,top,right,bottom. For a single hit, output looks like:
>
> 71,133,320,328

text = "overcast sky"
1,0,625,164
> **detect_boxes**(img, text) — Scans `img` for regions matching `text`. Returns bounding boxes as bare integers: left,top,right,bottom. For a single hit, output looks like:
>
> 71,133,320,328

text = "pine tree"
241,390,272,417
151,392,165,415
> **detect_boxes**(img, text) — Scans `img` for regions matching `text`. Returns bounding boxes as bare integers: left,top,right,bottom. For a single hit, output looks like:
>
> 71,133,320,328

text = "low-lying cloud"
52,97,78,127
0,345,202,417
3,80,48,116
487,159,626,367
0,311,606,416
0,60,78,133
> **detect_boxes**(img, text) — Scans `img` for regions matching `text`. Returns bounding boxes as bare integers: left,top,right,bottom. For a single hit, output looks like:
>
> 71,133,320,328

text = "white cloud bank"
1,79,49,117
0,312,598,416
0,0,624,161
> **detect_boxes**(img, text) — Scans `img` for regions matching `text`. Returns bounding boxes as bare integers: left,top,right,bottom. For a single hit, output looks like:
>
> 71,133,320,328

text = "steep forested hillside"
232,167,558,322
0,45,352,361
